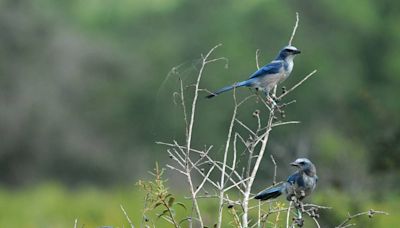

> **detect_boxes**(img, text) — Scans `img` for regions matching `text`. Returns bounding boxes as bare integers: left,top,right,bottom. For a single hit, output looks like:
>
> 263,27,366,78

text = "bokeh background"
0,0,399,227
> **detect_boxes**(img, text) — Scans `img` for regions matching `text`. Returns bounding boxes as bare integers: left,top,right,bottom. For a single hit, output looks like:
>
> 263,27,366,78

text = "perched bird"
206,46,301,99
255,158,318,201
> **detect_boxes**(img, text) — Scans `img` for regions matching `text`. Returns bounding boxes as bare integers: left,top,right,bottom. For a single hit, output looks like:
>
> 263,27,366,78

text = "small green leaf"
168,197,175,207
176,202,187,210
157,209,169,218
153,202,162,209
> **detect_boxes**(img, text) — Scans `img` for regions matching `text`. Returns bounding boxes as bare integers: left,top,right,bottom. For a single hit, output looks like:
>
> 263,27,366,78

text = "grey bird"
206,46,301,99
255,158,318,201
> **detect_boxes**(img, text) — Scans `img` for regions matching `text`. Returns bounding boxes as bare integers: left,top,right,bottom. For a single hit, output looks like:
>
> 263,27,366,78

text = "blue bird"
255,158,318,201
206,46,301,99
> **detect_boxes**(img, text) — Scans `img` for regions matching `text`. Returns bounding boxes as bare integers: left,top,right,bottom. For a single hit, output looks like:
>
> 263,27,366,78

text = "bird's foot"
293,217,304,227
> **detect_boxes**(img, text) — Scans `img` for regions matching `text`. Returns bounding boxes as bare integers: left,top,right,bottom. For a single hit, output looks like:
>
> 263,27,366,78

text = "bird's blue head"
276,46,301,61
290,158,316,176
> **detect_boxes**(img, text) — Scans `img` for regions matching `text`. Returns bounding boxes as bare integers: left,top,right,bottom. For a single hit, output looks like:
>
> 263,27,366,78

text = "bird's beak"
293,50,301,54
290,162,300,167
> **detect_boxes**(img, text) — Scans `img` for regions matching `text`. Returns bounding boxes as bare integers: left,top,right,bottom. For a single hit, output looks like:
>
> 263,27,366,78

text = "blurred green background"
0,0,399,227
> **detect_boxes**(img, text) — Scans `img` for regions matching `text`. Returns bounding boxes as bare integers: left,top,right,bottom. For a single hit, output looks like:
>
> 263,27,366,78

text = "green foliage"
137,163,188,227
0,184,396,227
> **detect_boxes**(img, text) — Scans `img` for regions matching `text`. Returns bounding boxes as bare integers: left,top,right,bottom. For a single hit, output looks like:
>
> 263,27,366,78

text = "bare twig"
277,70,317,100
270,155,277,185
217,87,239,228
242,104,276,227
184,44,223,228
288,12,299,46
336,209,389,228
286,201,293,228
73,218,78,228
255,49,261,69
120,204,135,228
179,78,189,139
195,165,215,195
271,121,301,128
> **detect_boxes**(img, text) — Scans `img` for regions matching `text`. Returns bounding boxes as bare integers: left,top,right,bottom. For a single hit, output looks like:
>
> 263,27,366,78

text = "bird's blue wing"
249,61,283,79
287,172,304,187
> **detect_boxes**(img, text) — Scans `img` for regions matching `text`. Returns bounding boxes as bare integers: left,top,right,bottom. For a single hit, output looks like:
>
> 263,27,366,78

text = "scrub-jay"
255,158,317,201
206,46,301,99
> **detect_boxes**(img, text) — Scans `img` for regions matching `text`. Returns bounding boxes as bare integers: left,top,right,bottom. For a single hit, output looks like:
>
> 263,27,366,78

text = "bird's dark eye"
299,161,305,165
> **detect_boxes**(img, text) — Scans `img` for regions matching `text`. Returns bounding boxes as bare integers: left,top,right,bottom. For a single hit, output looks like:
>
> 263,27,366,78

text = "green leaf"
176,202,187,210
168,197,175,207
153,202,162,209
157,209,169,218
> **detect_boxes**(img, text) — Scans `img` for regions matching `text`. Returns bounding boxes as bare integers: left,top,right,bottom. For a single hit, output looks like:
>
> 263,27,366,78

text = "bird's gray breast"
284,173,316,200
282,60,294,82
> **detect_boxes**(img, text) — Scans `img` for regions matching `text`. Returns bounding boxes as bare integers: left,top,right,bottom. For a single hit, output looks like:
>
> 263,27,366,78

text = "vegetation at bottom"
0,183,396,227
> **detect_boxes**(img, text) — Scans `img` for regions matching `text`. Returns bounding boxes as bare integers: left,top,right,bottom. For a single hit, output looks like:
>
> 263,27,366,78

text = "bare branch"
288,12,299,46
236,118,256,136
179,78,189,139
336,209,389,228
270,155,277,185
195,165,216,195
271,121,301,128
166,164,187,176
217,87,239,228
286,201,293,228
255,49,261,69
185,43,223,227
120,204,135,228
278,70,317,100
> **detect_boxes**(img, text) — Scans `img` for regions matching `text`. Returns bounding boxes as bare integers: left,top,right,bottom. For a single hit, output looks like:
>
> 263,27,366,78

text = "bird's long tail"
254,186,283,201
206,80,251,98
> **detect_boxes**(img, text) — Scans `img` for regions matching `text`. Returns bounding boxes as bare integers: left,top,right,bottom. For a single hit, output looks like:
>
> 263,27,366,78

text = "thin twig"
184,44,222,228
288,12,299,46
277,70,317,100
242,104,276,227
335,209,389,228
217,87,239,228
286,201,293,228
255,49,261,69
271,121,301,128
195,165,215,195
120,204,135,228
270,155,277,185
179,78,189,139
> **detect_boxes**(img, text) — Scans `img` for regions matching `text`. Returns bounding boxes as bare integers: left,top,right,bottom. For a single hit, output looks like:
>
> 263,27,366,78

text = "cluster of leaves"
137,163,188,227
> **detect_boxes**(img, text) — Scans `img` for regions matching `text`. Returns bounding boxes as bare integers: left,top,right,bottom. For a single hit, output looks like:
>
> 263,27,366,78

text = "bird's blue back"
248,61,283,79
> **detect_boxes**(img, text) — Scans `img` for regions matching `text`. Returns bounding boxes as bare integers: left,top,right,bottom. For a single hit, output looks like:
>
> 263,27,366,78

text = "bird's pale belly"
254,73,285,92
